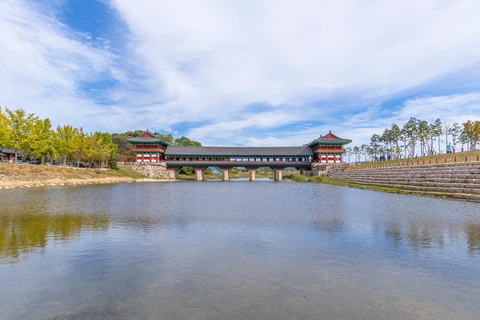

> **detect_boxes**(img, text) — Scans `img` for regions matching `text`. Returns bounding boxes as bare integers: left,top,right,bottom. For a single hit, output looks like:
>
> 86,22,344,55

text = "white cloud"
344,93,480,147
112,0,480,106
1,0,480,146
108,0,480,141
0,0,116,130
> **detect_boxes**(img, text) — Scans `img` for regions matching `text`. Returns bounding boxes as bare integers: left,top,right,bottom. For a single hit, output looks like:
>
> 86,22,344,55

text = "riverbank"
0,163,157,189
283,173,474,201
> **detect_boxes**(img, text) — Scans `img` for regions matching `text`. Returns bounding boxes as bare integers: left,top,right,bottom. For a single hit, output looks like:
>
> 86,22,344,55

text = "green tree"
54,125,79,166
353,146,360,163
174,136,202,146
155,133,174,144
449,123,462,146
389,124,402,158
88,132,117,168
403,117,419,158
0,107,13,161
5,108,38,162
462,120,480,151
417,120,430,156
433,118,443,154
28,118,56,164
370,134,380,159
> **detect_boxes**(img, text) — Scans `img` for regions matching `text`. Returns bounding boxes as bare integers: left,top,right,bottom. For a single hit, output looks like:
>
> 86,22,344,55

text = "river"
1,181,479,319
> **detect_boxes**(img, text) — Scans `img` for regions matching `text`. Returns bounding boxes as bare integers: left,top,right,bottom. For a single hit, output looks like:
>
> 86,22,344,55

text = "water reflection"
0,183,479,319
381,220,480,254
0,213,109,263
467,224,480,253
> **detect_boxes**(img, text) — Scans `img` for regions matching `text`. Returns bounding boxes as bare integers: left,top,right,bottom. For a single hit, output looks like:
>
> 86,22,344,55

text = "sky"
1,0,480,147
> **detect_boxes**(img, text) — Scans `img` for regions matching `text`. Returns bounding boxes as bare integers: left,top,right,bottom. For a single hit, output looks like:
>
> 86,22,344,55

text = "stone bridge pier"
248,167,259,181
168,168,179,180
218,167,230,181
273,169,283,182
194,167,206,181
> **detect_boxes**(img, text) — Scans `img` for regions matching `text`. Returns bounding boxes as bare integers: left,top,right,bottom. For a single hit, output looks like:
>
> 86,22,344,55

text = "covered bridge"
127,131,351,181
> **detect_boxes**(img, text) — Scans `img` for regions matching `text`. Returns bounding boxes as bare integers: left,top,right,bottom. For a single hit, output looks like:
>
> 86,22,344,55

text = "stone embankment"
329,162,480,202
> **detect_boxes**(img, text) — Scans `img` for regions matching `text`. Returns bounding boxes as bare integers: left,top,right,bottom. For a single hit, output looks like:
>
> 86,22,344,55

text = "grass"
0,163,126,181
283,173,323,183
116,165,147,180
349,149,480,170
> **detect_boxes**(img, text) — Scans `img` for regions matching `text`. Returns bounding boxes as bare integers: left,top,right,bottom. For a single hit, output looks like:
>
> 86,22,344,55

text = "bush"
179,166,194,175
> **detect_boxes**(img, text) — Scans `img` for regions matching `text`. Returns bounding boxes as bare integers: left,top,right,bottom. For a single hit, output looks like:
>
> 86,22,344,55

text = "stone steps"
337,174,480,180
330,162,480,202
341,178,480,193
335,178,480,190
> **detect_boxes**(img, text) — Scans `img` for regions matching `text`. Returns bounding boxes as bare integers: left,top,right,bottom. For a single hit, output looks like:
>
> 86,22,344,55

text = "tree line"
112,130,202,163
0,107,117,167
346,117,480,163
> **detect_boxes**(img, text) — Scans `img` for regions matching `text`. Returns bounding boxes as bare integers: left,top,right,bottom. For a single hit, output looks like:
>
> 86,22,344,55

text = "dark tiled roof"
0,148,21,155
126,131,172,145
308,131,352,145
165,146,313,157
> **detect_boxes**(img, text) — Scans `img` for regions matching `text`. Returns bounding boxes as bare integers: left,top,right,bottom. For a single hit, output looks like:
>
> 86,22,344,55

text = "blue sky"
1,0,480,147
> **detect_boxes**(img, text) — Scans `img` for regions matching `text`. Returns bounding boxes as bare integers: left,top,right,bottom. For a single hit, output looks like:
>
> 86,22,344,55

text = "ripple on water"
0,182,479,319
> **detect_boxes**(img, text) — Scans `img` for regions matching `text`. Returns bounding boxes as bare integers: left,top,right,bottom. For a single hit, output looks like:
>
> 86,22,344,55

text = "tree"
462,120,480,151
390,124,402,159
353,146,360,163
84,132,118,168
403,117,419,157
361,144,369,161
54,125,79,165
443,122,450,152
379,129,391,157
433,118,443,154
459,130,469,152
370,134,380,159
449,123,462,146
417,120,430,156
28,118,56,164
5,108,38,162
174,136,202,146
345,147,352,163
0,107,13,161
155,133,174,144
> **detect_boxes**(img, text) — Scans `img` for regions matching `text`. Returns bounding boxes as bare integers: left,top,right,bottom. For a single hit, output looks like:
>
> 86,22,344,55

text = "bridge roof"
126,131,172,146
165,146,313,157
307,131,352,146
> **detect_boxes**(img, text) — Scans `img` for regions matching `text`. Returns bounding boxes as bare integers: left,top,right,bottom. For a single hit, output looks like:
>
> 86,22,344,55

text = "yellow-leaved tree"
0,107,13,161
27,118,57,164
5,108,38,162
54,125,79,166
462,120,480,151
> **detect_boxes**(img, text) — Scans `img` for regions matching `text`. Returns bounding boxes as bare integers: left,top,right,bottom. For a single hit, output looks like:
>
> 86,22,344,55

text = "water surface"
1,181,479,319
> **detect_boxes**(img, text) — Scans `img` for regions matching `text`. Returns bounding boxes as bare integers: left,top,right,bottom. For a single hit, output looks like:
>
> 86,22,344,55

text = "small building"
126,131,172,164
0,148,22,163
307,131,352,164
